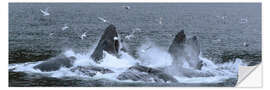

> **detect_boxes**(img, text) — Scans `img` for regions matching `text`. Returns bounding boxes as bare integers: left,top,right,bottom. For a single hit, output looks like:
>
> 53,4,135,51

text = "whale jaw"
91,24,120,63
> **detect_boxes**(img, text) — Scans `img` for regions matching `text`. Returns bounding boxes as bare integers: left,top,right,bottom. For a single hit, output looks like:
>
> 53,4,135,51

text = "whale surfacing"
91,24,120,63
168,30,202,70
33,55,76,72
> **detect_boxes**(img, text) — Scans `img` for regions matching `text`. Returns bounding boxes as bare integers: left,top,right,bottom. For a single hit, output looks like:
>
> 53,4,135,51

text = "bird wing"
40,9,45,14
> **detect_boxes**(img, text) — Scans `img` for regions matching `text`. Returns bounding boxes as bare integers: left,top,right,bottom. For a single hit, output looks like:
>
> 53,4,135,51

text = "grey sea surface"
9,3,261,87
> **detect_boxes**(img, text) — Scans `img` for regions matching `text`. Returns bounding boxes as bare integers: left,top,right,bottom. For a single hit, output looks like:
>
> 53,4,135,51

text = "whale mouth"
114,39,120,53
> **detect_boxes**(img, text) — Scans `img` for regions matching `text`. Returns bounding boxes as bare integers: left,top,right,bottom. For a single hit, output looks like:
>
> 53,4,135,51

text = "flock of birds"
39,5,249,47
41,5,137,40
40,7,89,40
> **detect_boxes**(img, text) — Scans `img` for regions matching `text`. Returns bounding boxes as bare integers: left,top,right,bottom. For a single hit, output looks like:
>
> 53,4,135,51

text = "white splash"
9,42,248,84
137,42,173,68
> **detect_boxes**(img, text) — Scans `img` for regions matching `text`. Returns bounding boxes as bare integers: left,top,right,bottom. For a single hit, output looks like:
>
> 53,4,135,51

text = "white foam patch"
97,51,138,69
172,57,247,83
137,42,173,68
9,42,248,84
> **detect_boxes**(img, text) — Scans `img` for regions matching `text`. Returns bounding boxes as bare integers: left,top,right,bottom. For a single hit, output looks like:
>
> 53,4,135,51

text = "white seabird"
40,7,50,16
61,24,69,31
97,17,109,23
49,33,54,38
240,17,248,24
80,32,87,40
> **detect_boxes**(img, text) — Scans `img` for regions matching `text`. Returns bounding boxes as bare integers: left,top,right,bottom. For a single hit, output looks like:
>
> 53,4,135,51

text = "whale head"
168,30,202,70
91,24,121,63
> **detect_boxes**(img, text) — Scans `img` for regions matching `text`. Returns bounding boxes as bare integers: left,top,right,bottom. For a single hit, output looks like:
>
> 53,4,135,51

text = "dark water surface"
9,3,261,87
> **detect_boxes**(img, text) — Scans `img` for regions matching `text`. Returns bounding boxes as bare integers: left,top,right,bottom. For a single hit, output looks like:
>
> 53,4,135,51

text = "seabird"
97,17,109,23
61,24,69,31
240,17,248,24
80,32,87,40
40,7,50,16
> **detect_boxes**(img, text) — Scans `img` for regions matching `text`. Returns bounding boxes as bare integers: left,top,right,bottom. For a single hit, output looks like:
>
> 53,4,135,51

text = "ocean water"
9,3,261,87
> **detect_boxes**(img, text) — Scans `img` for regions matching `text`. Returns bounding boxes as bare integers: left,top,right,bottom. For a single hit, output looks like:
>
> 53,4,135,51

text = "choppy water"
9,3,261,87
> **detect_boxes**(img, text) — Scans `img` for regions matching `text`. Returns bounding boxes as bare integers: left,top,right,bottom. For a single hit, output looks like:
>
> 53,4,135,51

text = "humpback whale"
165,30,214,77
33,55,76,72
168,30,202,70
33,25,123,72
91,24,121,63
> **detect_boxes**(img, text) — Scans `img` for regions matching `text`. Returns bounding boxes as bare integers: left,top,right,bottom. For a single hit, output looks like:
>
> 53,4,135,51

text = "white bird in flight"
240,17,248,24
80,32,87,40
40,7,50,16
49,33,54,36
61,24,69,31
97,17,109,23
49,33,54,38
